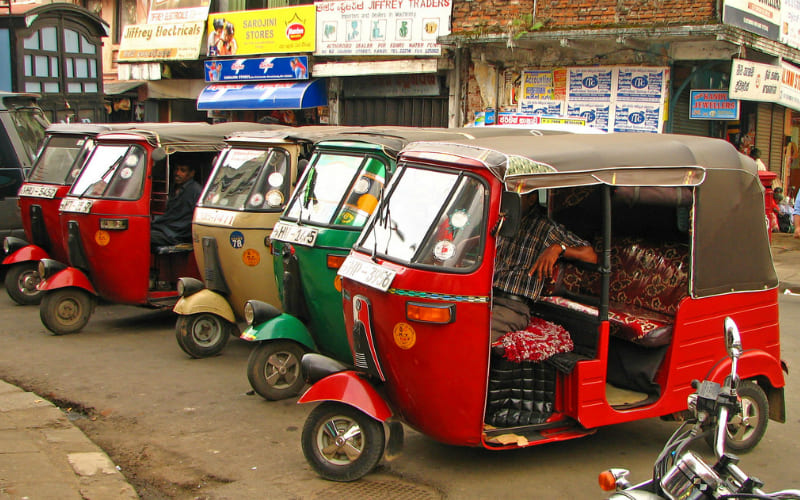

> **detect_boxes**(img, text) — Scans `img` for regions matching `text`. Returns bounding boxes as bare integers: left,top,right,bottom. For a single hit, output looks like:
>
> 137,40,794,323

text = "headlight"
265,189,284,208
244,300,280,326
4,236,28,255
177,277,204,297
244,301,255,325
38,258,66,281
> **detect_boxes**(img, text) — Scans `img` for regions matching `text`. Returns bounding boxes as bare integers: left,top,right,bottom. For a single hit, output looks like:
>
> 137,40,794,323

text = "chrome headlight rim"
177,277,205,298
244,300,281,326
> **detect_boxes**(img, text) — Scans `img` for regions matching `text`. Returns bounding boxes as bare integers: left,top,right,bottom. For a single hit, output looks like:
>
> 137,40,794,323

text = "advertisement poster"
204,56,309,82
519,100,563,116
497,114,586,126
521,70,554,100
148,0,211,23
567,102,610,131
616,67,666,101
118,21,204,62
782,0,800,49
722,0,780,40
613,103,662,133
567,67,613,101
207,5,316,57
689,90,740,120
314,0,452,56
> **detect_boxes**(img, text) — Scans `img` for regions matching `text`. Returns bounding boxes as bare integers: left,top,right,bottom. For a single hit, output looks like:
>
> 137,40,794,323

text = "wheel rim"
16,269,40,296
55,296,83,326
727,395,760,443
190,315,223,347
315,414,365,465
263,350,300,390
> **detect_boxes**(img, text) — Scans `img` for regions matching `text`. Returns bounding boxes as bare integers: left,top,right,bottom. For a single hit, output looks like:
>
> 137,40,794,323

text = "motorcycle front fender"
298,371,393,423
173,288,236,324
239,313,315,351
38,267,96,295
2,245,50,266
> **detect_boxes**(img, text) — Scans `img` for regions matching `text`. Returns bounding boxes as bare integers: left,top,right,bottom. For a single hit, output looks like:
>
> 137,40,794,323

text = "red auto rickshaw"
35,122,270,334
298,133,786,481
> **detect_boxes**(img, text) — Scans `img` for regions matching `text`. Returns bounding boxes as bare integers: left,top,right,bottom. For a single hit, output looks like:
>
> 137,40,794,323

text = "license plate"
194,207,235,226
19,183,58,199
60,197,93,214
270,221,318,247
338,255,396,291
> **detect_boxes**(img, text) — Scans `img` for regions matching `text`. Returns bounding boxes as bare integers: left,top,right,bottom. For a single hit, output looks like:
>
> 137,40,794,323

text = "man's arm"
528,243,597,280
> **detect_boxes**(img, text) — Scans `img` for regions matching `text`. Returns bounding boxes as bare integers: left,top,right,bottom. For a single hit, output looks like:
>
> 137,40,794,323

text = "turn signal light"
406,302,454,324
326,254,346,269
598,471,617,492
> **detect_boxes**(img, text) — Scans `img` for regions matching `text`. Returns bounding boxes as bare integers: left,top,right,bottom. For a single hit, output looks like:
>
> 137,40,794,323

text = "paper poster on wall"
521,70,554,100
519,100,563,115
613,103,662,133
567,102,610,131
616,67,666,101
568,67,613,101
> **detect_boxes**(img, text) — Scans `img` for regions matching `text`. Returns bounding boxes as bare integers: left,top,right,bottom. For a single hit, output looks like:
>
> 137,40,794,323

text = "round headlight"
176,277,205,298
244,301,255,325
38,260,46,279
177,279,185,296
266,189,284,208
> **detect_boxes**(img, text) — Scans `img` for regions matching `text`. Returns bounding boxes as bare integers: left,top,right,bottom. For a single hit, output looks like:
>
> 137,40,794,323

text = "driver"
150,162,202,249
491,196,597,342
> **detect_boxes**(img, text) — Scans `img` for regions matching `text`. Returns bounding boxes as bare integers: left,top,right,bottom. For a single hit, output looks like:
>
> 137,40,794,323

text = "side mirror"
151,147,167,163
724,317,742,360
498,191,521,238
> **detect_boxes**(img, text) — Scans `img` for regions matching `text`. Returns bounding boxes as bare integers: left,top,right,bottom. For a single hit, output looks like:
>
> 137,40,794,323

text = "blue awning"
196,79,327,111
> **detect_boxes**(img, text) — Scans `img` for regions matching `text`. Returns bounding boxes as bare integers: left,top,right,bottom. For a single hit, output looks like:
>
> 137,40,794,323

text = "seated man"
491,196,598,342
150,162,202,249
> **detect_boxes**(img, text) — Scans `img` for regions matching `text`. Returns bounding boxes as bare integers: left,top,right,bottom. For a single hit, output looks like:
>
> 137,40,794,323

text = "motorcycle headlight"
177,277,204,298
4,236,28,256
38,258,66,281
244,300,280,326
265,189,284,208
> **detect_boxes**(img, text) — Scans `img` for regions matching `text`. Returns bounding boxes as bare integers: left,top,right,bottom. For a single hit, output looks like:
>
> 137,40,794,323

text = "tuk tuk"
3,123,141,305
298,133,786,481
35,122,270,334
173,126,355,358
0,92,49,240
240,127,578,401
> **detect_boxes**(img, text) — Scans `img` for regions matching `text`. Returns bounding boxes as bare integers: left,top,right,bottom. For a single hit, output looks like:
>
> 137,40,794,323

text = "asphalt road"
0,293,798,499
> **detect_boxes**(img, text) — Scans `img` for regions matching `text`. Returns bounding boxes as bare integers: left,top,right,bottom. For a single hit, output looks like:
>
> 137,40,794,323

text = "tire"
5,262,43,305
39,288,95,335
175,313,233,358
301,402,385,482
706,380,769,453
246,340,306,400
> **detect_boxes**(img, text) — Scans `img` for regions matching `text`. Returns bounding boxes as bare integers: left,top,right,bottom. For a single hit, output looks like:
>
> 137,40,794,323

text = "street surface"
0,293,798,499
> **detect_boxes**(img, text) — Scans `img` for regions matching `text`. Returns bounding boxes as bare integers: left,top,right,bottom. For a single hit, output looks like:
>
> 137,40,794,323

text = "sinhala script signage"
727,58,800,112
315,0,453,56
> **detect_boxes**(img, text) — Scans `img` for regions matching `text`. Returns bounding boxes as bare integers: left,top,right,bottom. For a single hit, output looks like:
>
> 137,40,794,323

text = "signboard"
722,0,780,41
117,21,204,62
148,0,211,23
314,0,452,56
342,74,439,97
205,56,309,82
782,0,800,49
781,60,800,111
728,59,781,102
207,6,315,57
496,114,586,126
689,90,740,120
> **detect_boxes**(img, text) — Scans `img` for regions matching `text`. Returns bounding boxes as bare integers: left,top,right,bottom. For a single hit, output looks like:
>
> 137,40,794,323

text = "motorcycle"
599,317,799,500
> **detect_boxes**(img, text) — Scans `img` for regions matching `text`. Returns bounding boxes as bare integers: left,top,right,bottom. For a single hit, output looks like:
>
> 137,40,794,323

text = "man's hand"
528,244,562,279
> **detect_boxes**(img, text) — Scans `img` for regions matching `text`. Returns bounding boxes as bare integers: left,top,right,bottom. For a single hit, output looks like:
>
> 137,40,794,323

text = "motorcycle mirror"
151,147,167,162
498,191,521,238
724,317,742,360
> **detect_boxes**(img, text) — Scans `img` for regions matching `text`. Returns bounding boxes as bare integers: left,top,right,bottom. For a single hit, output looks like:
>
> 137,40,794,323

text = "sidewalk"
770,232,800,292
0,380,137,499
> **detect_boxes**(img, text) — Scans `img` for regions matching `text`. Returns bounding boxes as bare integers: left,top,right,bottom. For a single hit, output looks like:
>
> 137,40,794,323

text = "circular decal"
242,248,260,267
120,167,133,179
268,172,284,188
249,193,264,207
95,230,111,246
393,322,416,350
339,210,355,224
70,168,81,179
433,240,455,261
450,210,470,229
266,190,284,207
353,177,370,194
333,275,342,292
124,155,139,166
229,230,245,249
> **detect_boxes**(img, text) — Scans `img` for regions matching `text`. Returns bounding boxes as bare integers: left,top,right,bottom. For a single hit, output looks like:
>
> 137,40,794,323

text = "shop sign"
117,22,204,62
495,114,586,126
315,0,452,56
782,0,800,49
780,60,800,111
342,74,439,97
207,5,315,57
689,90,740,120
728,59,781,102
205,56,309,82
148,0,211,23
722,0,780,41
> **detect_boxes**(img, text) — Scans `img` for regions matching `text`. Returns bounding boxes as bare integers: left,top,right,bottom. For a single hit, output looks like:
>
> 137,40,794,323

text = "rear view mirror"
724,317,742,359
151,147,167,162
498,191,521,238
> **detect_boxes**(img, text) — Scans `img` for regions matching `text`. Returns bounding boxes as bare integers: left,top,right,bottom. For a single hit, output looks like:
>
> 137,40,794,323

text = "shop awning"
104,80,145,96
196,79,327,111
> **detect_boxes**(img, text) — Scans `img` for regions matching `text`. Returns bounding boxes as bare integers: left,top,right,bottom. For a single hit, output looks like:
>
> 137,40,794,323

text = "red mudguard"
2,245,50,266
37,266,97,295
298,371,393,422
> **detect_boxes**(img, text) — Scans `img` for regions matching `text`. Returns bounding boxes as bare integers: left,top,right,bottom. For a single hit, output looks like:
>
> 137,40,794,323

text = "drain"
311,478,441,500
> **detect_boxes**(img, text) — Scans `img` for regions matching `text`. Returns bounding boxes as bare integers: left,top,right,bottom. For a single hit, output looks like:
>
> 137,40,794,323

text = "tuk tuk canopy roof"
401,132,777,298
44,123,154,137
93,122,273,153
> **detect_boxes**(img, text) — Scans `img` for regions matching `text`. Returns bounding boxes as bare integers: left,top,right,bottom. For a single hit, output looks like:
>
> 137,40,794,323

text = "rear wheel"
301,402,385,482
706,380,769,453
40,288,95,335
5,262,42,305
175,313,233,358
246,340,305,400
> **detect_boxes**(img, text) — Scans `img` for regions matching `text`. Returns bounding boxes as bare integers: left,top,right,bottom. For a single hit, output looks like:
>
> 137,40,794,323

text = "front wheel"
246,340,306,400
40,288,95,335
5,262,42,305
302,402,385,482
175,313,234,358
706,380,769,453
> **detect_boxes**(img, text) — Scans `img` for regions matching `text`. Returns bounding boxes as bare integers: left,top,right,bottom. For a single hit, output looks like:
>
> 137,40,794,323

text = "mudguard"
239,313,316,350
173,288,236,323
705,350,786,390
2,245,50,266
37,266,97,295
298,371,393,422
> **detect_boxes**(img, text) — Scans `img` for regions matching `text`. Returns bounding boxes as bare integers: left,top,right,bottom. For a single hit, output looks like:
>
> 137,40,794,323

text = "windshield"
27,135,93,185
283,152,387,227
359,165,486,271
69,144,146,200
10,107,49,163
200,147,290,212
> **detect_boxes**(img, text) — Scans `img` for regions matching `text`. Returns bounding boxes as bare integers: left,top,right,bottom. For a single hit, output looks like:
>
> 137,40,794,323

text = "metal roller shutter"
341,97,448,127
672,90,710,136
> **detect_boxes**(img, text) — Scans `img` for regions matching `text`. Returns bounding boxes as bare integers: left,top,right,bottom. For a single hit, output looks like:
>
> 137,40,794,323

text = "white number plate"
338,255,396,292
194,207,235,226
270,221,318,247
19,183,58,199
60,197,93,214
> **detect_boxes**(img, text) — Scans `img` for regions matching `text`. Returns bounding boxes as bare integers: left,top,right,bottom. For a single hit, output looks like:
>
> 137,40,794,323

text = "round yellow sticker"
94,230,110,246
242,248,260,267
393,322,416,350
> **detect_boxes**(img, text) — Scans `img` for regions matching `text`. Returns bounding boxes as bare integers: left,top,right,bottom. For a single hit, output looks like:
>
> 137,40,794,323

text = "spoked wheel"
706,380,769,453
39,288,95,335
175,313,233,358
302,402,385,482
246,340,305,400
5,262,42,305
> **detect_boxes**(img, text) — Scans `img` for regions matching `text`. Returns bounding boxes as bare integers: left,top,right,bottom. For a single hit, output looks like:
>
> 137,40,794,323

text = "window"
201,147,291,212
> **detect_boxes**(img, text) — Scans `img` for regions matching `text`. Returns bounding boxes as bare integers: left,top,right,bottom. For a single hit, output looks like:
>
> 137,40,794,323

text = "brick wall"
452,0,717,34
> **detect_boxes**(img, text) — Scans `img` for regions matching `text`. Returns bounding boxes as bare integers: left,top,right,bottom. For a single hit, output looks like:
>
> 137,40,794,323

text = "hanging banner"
118,22,204,62
204,56,309,82
689,90,740,120
207,5,316,57
148,0,211,23
314,0,452,56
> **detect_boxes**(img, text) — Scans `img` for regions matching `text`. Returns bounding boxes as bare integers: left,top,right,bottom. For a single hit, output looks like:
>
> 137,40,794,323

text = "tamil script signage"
314,0,452,56
207,5,315,56
689,90,740,120
117,21,204,62
204,56,309,82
